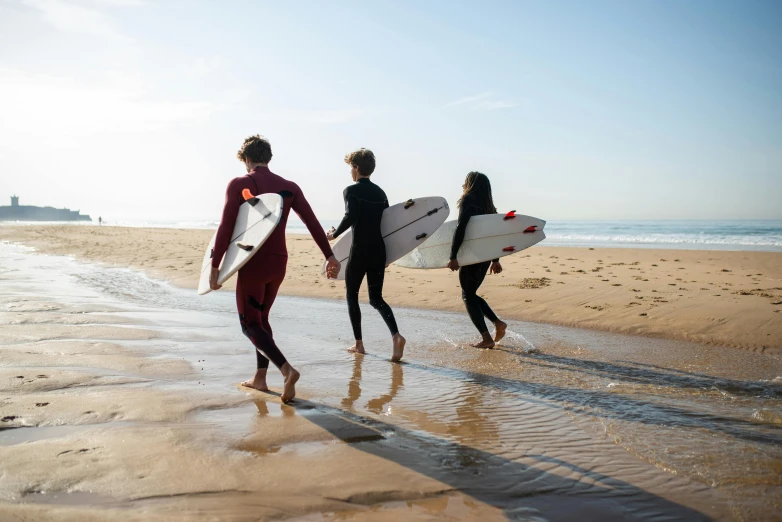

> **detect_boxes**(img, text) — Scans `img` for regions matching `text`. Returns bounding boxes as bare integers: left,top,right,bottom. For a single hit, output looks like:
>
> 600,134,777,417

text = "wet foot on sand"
241,368,269,392
472,339,495,349
347,340,366,354
240,379,269,392
281,368,300,403
392,334,406,362
494,320,507,343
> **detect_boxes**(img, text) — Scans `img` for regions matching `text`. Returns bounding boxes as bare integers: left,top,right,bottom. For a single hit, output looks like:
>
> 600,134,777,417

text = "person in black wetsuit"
447,171,508,349
327,148,406,362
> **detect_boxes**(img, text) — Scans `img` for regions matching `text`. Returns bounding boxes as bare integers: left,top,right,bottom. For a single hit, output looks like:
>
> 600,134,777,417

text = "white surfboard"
198,193,283,295
395,211,546,269
322,196,450,280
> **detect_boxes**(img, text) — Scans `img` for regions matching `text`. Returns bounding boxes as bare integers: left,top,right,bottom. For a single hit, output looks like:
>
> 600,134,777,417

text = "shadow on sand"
248,354,721,521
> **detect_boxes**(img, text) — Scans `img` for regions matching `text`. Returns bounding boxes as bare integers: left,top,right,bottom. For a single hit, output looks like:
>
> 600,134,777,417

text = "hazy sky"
1,0,780,222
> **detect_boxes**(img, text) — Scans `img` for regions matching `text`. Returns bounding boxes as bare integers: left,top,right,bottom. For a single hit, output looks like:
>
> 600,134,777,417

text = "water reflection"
340,356,405,415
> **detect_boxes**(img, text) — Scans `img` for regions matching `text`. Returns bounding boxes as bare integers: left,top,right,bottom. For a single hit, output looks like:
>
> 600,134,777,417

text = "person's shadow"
247,357,718,521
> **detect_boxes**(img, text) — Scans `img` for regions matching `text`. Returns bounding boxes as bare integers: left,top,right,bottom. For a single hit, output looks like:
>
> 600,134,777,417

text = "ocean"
4,218,781,252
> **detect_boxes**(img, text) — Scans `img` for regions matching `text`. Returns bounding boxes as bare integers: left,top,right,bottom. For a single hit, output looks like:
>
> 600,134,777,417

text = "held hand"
209,266,222,290
326,227,336,241
490,261,503,275
325,255,341,279
447,259,460,271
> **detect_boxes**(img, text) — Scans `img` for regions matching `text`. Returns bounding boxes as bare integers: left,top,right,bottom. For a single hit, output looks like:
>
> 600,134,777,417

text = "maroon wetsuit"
213,166,334,369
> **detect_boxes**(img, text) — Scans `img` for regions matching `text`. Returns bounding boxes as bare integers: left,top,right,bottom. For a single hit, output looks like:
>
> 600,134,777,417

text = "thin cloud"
446,91,516,111
309,109,364,124
21,0,138,41
191,56,222,77
0,68,216,139
90,0,146,5
250,108,365,125
477,100,517,110
446,91,493,107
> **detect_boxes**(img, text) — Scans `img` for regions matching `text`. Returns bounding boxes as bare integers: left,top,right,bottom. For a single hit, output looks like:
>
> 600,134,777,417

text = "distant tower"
11,195,19,207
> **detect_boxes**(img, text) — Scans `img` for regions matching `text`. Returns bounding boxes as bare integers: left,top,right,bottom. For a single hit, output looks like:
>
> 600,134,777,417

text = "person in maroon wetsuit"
210,135,340,403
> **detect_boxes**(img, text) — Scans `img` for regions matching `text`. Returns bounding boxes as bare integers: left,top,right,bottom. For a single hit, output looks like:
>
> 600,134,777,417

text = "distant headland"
0,195,91,222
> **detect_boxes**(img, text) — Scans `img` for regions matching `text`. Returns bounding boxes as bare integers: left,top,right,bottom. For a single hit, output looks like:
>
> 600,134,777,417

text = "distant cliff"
0,195,91,222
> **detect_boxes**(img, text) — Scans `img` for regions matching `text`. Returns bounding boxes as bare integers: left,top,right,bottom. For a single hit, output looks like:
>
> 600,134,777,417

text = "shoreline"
2,225,780,353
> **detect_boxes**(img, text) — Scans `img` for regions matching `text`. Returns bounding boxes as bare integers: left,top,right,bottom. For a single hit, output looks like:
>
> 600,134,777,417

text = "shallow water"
1,242,780,520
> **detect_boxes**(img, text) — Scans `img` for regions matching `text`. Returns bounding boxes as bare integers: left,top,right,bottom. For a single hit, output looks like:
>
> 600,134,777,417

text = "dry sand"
3,225,780,352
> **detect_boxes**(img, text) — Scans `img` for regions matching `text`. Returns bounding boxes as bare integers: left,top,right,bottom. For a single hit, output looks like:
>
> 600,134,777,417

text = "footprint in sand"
57,448,94,457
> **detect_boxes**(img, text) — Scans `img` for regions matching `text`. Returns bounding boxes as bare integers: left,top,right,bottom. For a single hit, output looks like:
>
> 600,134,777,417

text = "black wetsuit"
450,193,500,334
333,178,399,340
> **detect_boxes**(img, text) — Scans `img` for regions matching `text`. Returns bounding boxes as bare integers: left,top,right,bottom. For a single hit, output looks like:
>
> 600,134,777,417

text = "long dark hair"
457,171,496,214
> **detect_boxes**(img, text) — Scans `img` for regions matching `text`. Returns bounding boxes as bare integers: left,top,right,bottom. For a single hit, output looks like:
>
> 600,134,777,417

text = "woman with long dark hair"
447,171,507,348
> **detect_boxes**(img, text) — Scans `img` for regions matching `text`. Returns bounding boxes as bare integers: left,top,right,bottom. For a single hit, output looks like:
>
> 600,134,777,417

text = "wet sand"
1,242,780,520
2,225,781,352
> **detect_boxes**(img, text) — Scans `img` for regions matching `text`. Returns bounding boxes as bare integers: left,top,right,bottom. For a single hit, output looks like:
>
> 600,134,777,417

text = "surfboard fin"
503,246,515,252
236,242,254,252
504,210,517,220
523,226,537,234
416,233,427,240
404,199,415,209
241,189,260,206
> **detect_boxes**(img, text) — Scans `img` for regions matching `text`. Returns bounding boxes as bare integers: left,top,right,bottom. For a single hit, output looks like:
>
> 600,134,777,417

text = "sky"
0,0,780,223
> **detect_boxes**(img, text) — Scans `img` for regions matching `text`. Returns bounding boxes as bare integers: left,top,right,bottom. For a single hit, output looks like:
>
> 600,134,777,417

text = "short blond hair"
344,148,375,176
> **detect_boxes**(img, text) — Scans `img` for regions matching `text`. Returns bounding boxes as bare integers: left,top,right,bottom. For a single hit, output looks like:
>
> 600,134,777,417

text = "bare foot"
391,334,406,362
472,332,495,349
281,367,300,403
494,320,507,343
347,340,365,354
241,369,269,392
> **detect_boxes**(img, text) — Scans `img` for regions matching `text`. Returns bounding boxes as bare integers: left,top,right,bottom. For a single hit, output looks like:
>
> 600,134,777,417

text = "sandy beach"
1,227,781,521
3,225,780,352
4,0,781,518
